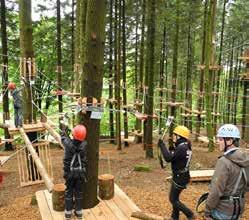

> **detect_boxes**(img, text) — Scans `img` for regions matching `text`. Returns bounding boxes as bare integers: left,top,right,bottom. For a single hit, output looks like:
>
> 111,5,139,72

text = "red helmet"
72,125,87,141
8,82,16,90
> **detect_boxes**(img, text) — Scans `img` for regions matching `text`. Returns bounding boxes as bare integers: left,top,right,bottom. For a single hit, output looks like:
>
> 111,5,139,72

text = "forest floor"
0,137,249,220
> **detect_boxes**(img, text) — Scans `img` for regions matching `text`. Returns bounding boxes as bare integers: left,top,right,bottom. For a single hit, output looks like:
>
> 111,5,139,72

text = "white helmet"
217,124,240,139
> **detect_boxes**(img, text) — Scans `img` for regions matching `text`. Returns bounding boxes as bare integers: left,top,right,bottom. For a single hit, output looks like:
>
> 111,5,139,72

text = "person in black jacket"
8,82,23,127
61,124,87,220
158,125,195,220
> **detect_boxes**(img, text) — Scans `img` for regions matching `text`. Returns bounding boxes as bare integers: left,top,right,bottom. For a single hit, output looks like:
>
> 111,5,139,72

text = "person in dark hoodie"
158,125,195,220
61,124,87,220
8,82,23,127
205,124,249,220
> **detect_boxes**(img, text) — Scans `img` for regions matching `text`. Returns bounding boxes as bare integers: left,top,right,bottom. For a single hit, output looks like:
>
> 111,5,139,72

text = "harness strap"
70,154,77,171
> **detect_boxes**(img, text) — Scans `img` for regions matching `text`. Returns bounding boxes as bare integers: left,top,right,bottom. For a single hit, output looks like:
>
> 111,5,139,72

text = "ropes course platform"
36,184,141,220
8,122,47,135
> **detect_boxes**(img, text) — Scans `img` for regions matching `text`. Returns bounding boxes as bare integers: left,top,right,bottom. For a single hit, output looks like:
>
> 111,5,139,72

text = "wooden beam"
19,128,54,192
43,123,64,149
131,211,164,220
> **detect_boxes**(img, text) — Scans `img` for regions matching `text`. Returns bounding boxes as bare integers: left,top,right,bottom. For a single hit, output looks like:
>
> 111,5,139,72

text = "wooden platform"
36,184,141,220
166,170,214,182
8,122,47,135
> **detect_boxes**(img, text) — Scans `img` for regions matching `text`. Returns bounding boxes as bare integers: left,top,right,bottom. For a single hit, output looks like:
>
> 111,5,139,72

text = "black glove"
158,139,166,149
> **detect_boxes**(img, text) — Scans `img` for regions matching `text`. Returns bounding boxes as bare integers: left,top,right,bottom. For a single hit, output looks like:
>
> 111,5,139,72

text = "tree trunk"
80,0,88,93
98,174,114,200
204,0,217,151
56,0,63,113
71,0,75,88
79,0,107,208
184,1,195,131
74,0,82,93
0,0,12,150
52,183,65,211
135,0,146,143
169,0,180,148
144,0,155,158
122,0,129,147
114,0,121,150
196,0,208,141
226,38,235,123
158,25,167,135
108,0,115,144
19,0,35,124
213,0,227,131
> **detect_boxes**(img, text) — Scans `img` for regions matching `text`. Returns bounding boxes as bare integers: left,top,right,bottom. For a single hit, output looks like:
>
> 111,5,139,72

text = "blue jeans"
211,209,239,220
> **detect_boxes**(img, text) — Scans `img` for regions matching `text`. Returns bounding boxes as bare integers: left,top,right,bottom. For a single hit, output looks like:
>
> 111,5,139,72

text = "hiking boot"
64,210,72,220
74,210,83,219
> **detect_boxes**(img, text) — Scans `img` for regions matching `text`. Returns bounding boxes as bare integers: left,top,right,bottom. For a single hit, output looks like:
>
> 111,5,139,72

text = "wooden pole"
19,128,54,192
43,122,64,149
131,211,165,220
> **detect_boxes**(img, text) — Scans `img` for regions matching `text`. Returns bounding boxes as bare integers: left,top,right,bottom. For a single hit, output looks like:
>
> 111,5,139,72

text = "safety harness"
69,153,86,180
196,157,247,220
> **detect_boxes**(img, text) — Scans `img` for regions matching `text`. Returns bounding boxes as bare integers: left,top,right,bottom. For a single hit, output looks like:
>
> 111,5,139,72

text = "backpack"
69,153,87,181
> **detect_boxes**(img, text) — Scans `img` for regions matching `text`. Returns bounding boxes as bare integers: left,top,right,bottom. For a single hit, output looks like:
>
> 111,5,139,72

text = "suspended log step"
134,101,144,106
212,112,221,116
197,136,209,143
238,56,249,63
197,64,222,70
131,131,143,137
165,102,183,107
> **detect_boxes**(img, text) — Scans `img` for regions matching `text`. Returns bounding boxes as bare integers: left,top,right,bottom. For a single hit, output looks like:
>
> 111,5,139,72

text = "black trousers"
65,178,83,212
169,181,193,220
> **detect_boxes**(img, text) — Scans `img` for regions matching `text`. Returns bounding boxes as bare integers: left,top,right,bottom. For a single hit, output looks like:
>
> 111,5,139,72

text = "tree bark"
52,183,65,211
0,0,12,150
114,0,121,150
144,0,156,158
196,0,208,141
19,0,35,124
169,0,180,148
122,0,129,147
204,0,217,151
56,0,63,113
98,174,114,200
108,0,115,144
79,0,107,208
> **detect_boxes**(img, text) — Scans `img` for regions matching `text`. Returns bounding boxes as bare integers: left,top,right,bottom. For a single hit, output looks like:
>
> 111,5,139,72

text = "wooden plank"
112,193,134,218
90,201,111,220
104,198,128,219
114,184,140,212
36,191,53,220
166,170,214,182
44,190,64,219
95,200,117,220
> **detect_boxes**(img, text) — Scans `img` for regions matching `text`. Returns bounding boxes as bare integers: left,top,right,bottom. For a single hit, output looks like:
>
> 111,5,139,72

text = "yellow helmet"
173,126,190,139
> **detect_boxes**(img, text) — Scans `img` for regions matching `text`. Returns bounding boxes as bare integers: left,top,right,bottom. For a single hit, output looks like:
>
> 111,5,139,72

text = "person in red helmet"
61,123,87,220
8,82,23,127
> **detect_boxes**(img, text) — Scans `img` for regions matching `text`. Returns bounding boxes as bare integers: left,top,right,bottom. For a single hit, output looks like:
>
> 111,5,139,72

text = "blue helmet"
217,124,240,139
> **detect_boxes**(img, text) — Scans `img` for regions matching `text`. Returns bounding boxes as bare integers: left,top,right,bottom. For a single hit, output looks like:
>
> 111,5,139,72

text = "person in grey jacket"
205,124,249,220
8,82,23,127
